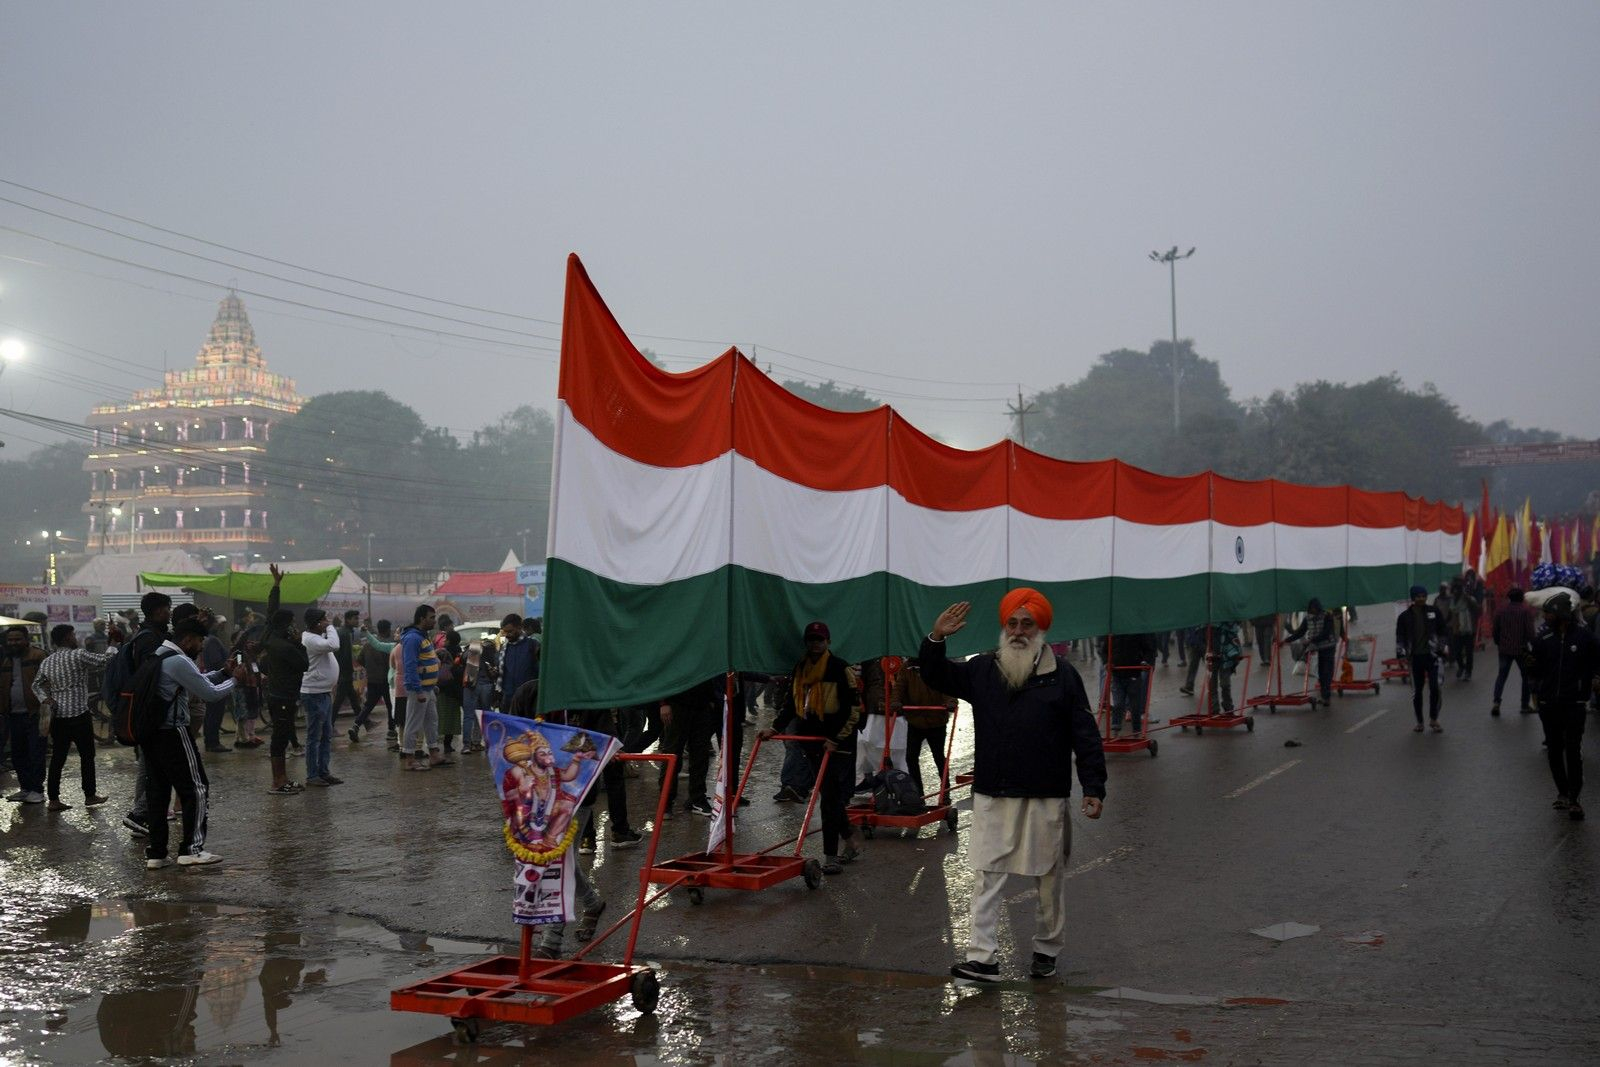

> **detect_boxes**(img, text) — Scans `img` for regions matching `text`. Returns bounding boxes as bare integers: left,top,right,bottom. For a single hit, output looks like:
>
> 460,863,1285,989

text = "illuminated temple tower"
82,292,303,556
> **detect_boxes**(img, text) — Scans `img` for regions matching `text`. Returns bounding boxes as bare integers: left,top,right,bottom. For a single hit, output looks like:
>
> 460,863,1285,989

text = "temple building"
82,292,303,556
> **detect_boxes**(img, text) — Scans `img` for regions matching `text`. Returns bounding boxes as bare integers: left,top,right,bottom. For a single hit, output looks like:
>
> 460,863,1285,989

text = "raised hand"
931,602,971,641
269,563,284,585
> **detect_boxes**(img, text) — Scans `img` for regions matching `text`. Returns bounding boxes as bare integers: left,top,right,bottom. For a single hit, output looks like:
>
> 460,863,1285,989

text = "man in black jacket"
259,566,310,794
919,589,1106,984
1395,584,1447,732
761,621,862,875
1527,593,1600,820
119,591,173,836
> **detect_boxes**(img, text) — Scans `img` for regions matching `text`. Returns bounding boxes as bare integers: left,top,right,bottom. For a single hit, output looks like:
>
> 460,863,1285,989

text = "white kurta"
968,793,1072,876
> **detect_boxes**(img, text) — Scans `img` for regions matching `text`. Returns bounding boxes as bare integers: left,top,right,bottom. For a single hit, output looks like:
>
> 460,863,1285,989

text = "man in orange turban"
999,587,1053,633
917,593,1106,985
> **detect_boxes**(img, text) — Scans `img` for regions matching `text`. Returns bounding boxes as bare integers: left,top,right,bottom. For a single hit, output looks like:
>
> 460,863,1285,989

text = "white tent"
66,550,208,595
499,549,521,571
240,559,367,594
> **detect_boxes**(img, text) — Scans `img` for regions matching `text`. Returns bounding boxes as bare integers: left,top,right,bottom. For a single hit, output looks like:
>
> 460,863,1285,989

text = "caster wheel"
1373,683,1380,694
863,825,875,840
451,1017,481,1043
1148,739,1159,757
1246,717,1255,732
1194,725,1203,735
944,809,959,832
686,887,704,906
1179,725,1188,732
802,858,824,889
630,969,661,1014
901,828,914,840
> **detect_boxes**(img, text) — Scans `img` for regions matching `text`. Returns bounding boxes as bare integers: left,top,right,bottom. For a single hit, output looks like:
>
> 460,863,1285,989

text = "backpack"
105,633,155,744
873,768,926,816
117,649,179,746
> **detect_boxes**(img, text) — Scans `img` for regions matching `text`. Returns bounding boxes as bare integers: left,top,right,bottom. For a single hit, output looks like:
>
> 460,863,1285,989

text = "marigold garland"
504,817,579,867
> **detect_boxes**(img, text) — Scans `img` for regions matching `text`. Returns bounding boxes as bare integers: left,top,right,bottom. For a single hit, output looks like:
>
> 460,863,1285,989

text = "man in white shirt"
31,624,118,810
299,607,343,787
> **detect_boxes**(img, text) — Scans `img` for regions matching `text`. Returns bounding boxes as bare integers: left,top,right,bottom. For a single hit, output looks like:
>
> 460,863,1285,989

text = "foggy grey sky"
1,2,1596,458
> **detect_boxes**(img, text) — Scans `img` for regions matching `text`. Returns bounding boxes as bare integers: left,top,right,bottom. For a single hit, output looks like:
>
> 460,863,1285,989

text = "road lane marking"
1068,844,1136,878
1345,709,1389,734
1006,845,1138,900
1224,759,1302,799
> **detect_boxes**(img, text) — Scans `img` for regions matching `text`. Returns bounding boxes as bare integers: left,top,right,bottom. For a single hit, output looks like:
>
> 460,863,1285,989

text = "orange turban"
999,587,1053,631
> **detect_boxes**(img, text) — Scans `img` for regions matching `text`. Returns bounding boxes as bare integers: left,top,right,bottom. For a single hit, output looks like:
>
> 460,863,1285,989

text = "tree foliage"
0,442,91,579
264,391,553,570
780,379,883,412
1026,341,1499,502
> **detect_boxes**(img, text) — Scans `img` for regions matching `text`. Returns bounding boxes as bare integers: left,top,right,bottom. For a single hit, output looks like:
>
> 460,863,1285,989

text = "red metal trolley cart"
1098,663,1158,756
1172,653,1255,734
847,704,964,836
1329,635,1381,696
390,752,679,1043
1241,640,1320,711
642,732,828,904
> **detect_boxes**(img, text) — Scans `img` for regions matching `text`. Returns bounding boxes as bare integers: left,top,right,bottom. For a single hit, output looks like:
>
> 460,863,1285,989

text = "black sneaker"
950,959,1002,982
1029,953,1057,979
611,828,643,849
204,744,230,754
347,727,361,743
687,799,713,817
1553,796,1572,811
772,788,793,803
1571,801,1586,822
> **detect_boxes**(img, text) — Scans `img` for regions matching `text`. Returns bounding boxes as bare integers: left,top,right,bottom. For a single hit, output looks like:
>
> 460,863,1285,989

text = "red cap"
802,621,830,641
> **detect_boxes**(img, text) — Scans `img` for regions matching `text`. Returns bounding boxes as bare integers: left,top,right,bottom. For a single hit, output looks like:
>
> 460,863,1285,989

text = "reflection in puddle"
0,888,499,1064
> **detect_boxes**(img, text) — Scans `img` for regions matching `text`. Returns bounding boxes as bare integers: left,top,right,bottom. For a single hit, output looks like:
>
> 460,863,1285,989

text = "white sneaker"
146,857,174,870
22,792,45,804
178,851,222,866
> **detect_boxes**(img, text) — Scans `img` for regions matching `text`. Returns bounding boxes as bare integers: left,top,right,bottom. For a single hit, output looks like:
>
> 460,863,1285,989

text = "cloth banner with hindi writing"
483,711,621,926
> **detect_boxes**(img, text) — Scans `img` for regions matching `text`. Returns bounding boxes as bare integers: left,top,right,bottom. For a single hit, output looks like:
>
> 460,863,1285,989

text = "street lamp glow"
0,339,24,363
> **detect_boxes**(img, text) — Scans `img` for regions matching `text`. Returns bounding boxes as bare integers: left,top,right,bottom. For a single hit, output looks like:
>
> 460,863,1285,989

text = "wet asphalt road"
2,612,1597,1065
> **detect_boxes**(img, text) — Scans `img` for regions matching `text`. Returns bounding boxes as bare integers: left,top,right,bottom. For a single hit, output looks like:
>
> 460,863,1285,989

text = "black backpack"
117,648,179,746
873,768,926,816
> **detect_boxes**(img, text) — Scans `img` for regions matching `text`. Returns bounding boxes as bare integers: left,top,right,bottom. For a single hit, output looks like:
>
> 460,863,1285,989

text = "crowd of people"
2,565,1598,977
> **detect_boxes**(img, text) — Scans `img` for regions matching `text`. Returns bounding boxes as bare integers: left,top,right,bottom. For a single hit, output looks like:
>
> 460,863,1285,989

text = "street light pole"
1149,246,1196,436
365,532,376,623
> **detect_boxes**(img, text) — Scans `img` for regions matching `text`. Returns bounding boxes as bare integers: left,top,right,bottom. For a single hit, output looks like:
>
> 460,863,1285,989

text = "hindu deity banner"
483,711,622,926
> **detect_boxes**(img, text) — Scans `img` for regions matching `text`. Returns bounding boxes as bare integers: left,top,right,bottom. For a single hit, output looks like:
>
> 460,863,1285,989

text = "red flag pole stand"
389,753,677,1043
847,704,967,836
642,734,827,904
1171,655,1255,734
1328,635,1381,696
1099,664,1160,756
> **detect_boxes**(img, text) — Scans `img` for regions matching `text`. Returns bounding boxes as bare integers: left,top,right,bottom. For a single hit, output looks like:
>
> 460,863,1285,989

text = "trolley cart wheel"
863,825,876,840
686,887,705,906
1194,725,1203,735
1245,716,1255,732
802,858,824,889
1148,738,1159,757
1373,683,1380,694
630,970,661,1014
1179,724,1188,732
450,1017,481,1043
944,809,959,832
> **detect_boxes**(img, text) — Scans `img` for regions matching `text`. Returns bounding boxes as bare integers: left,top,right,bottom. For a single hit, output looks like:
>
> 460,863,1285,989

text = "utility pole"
1006,386,1038,447
1149,246,1196,435
365,532,376,623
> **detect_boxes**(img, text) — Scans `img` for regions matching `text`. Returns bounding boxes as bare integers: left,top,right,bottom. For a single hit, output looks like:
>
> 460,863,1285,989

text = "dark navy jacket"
1528,623,1600,706
917,637,1106,800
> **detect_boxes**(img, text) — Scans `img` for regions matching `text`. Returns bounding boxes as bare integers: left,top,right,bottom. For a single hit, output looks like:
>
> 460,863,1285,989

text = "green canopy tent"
139,566,344,604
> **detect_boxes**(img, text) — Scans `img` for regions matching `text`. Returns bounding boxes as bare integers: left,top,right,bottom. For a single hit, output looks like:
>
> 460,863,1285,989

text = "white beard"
996,630,1045,691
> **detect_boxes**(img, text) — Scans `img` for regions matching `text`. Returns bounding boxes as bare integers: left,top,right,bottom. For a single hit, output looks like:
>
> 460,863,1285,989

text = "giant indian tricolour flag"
540,256,1464,711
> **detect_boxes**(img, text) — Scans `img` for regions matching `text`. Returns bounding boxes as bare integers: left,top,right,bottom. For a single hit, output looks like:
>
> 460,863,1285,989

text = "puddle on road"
0,887,1245,1066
